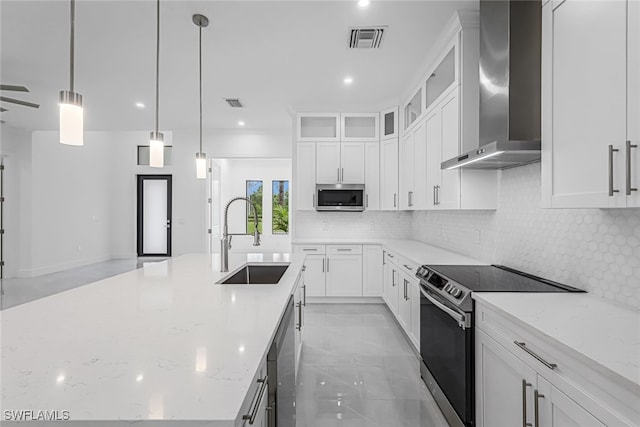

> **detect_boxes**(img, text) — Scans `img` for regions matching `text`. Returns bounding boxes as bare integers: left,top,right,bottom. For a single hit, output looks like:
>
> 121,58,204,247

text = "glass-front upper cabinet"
404,88,422,130
380,106,399,140
425,47,457,111
297,113,340,141
341,113,379,142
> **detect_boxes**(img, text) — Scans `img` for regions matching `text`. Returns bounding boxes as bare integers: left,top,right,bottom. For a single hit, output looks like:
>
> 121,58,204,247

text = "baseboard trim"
306,296,384,304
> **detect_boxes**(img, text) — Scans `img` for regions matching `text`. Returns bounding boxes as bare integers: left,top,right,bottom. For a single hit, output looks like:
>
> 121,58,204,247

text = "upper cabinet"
380,107,399,140
297,113,340,142
542,0,640,208
425,47,457,111
404,88,423,131
341,113,379,142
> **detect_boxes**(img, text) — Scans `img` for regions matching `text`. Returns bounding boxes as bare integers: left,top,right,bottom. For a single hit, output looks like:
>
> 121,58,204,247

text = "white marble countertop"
473,293,640,390
293,237,487,266
1,252,303,424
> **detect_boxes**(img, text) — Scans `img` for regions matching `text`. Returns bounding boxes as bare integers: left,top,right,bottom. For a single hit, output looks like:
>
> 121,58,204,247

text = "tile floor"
296,304,448,427
0,259,164,310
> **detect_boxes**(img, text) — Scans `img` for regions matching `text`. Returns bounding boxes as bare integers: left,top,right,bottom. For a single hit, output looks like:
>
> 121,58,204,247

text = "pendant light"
193,14,209,179
149,0,164,168
59,0,83,146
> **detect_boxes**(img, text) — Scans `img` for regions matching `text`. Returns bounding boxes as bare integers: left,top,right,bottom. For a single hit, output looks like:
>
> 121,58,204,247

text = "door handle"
393,193,397,208
337,168,340,182
322,258,325,273
433,185,436,206
296,301,302,331
626,140,638,195
243,376,269,424
522,379,532,427
302,285,307,306
436,185,440,205
534,389,544,427
366,194,369,208
313,193,316,207
609,145,620,196
514,341,557,370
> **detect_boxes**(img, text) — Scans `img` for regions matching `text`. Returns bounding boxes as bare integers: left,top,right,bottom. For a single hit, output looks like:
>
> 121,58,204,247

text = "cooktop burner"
425,264,585,293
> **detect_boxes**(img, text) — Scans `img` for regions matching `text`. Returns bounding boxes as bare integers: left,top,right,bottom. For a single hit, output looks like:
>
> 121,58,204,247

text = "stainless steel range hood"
442,0,541,170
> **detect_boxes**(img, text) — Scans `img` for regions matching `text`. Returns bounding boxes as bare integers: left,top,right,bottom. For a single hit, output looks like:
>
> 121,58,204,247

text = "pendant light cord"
155,0,160,134
199,25,203,154
69,0,75,91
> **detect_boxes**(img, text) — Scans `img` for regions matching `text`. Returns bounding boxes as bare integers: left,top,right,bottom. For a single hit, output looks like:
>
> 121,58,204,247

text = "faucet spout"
220,197,261,272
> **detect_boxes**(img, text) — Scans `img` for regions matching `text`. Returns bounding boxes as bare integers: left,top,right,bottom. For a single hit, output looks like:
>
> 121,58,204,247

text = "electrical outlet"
369,221,375,231
322,221,329,231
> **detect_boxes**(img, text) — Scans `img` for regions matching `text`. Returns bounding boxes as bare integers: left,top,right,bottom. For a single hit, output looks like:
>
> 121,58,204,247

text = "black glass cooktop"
425,265,585,293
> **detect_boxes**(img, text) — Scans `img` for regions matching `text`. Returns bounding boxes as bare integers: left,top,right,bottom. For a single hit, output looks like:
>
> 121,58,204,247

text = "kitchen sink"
217,263,290,285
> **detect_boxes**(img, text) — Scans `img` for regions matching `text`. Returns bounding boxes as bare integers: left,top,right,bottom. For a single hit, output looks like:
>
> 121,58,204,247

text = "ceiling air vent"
224,98,244,108
349,26,386,49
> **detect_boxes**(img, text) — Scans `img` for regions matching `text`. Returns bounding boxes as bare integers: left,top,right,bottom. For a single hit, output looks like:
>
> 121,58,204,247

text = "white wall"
217,158,292,252
413,163,640,310
0,125,32,278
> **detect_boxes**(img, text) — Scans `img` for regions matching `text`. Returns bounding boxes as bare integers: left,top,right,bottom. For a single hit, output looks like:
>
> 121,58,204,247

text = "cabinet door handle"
408,191,413,207
534,389,544,427
303,248,318,251
366,194,369,208
514,341,558,370
342,168,344,182
394,193,397,208
626,140,638,195
313,193,316,207
322,258,325,273
404,280,408,300
522,379,532,427
403,264,413,271
302,285,307,306
392,270,396,286
337,248,351,252
609,145,620,196
436,185,440,205
433,185,436,206
337,168,340,182
383,250,386,265
243,376,269,424
296,301,302,331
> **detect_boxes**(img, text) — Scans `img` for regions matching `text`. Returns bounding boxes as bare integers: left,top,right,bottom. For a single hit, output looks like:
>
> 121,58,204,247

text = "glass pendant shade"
196,152,207,179
59,90,84,146
149,131,164,168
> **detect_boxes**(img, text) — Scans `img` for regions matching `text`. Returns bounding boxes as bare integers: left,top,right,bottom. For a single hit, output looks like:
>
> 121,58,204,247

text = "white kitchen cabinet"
397,274,411,332
380,138,399,210
237,358,268,427
316,142,341,184
541,0,636,208
297,113,340,142
364,142,380,210
293,271,305,376
404,87,423,131
399,119,427,210
303,254,326,297
340,142,365,184
409,278,420,349
295,142,317,210
629,0,640,207
325,254,363,297
475,301,636,427
362,245,383,296
397,270,420,349
341,113,379,142
380,106,399,140
384,255,400,314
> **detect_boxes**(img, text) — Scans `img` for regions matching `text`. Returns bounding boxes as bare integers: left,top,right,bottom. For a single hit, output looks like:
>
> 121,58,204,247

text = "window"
246,180,263,234
272,180,289,234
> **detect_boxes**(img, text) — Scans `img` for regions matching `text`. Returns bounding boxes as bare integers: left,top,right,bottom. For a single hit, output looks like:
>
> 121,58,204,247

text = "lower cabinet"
384,255,400,314
297,245,363,297
326,254,363,296
303,254,326,297
475,303,635,427
363,245,383,296
237,358,268,427
398,271,420,349
294,270,306,376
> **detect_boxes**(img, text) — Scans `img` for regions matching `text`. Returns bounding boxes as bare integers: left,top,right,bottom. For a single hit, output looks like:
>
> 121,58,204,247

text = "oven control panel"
416,265,472,309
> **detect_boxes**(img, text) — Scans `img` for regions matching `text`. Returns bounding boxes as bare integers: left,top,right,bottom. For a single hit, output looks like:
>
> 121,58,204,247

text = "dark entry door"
137,175,172,257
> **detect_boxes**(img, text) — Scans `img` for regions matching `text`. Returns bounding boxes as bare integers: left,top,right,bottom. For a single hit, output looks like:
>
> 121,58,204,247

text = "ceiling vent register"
349,27,386,49
224,98,244,108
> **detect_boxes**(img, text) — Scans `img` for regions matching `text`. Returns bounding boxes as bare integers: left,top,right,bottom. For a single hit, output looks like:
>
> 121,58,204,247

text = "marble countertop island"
1,252,304,425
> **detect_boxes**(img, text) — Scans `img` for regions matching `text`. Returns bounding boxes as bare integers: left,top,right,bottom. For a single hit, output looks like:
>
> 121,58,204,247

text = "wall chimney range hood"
442,0,541,170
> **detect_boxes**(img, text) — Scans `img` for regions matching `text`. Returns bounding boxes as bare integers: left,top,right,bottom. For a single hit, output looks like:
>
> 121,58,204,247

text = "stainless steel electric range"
415,264,584,427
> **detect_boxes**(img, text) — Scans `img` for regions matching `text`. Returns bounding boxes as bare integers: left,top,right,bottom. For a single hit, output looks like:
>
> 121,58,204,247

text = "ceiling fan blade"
0,85,29,92
0,96,39,109
0,107,7,112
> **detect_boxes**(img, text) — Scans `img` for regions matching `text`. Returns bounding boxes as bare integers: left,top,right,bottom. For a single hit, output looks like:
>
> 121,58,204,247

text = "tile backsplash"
413,163,640,310
295,211,413,239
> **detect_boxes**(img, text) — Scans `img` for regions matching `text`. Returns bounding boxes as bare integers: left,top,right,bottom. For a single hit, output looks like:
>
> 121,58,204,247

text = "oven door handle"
420,287,470,330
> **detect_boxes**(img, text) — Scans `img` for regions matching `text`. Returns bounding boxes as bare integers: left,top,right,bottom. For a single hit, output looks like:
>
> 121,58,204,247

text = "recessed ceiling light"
238,121,245,126
358,0,370,8
135,102,145,108
344,76,353,85
136,374,144,382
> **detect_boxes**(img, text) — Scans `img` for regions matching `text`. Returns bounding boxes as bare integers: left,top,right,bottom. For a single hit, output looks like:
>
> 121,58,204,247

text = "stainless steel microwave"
315,184,365,212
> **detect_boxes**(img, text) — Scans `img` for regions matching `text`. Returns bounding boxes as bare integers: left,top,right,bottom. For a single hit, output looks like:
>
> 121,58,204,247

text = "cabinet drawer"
398,256,419,276
384,249,399,265
326,244,362,255
294,244,326,255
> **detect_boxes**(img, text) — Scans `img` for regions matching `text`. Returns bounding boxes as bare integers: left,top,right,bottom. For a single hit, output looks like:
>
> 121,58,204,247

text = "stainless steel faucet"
221,197,261,272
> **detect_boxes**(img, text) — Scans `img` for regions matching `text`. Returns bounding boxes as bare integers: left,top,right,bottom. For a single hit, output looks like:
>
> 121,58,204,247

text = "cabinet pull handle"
383,250,386,265
436,185,440,205
322,258,325,273
336,248,351,251
313,193,316,207
303,248,318,251
514,341,557,370
522,379,532,427
243,375,269,424
392,270,396,286
408,191,413,207
534,389,544,427
609,145,620,196
626,141,638,195
366,194,369,208
296,301,302,331
302,284,307,306
403,264,413,271
342,168,344,182
394,193,397,208
433,185,436,206
388,253,394,258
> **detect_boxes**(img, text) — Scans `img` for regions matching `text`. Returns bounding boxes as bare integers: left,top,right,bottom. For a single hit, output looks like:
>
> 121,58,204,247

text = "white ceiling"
0,0,477,132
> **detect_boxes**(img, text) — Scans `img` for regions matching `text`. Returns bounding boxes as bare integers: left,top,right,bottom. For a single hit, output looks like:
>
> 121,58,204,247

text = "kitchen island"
1,252,304,426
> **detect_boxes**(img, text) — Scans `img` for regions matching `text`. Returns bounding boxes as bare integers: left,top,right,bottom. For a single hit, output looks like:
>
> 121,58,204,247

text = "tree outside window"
272,180,289,234
246,180,263,234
